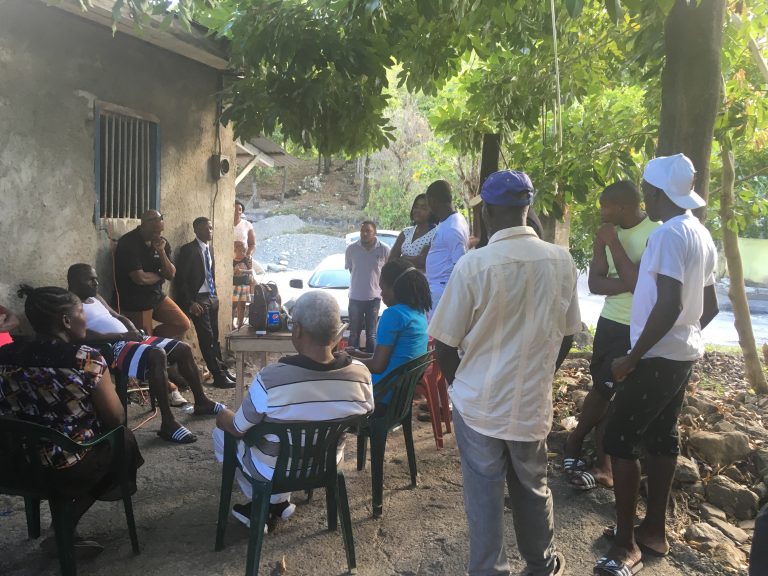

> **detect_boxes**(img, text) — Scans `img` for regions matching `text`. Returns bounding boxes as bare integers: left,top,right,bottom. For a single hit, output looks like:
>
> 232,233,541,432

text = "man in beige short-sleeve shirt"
429,170,580,576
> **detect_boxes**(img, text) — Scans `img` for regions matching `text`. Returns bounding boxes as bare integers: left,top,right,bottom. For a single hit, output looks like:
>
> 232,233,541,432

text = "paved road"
577,273,768,348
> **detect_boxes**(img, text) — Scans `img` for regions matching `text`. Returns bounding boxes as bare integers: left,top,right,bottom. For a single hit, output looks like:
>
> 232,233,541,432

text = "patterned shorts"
233,284,252,303
112,336,182,380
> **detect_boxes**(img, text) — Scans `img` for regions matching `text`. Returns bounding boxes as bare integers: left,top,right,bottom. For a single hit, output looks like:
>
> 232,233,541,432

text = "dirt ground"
1,367,725,576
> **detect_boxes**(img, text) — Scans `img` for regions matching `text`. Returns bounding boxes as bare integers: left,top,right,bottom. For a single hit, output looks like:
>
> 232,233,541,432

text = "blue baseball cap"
480,170,535,207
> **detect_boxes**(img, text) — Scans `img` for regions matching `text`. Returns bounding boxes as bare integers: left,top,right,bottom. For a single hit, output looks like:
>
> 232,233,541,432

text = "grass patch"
295,224,343,236
268,205,304,217
698,376,726,395
704,344,742,355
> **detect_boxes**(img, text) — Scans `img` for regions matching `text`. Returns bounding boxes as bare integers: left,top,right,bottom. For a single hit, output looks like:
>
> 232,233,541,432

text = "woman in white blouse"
389,194,437,272
234,200,256,259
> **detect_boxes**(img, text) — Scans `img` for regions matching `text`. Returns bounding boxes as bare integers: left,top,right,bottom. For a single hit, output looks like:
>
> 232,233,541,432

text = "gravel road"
250,215,346,271
255,233,346,271
250,214,307,241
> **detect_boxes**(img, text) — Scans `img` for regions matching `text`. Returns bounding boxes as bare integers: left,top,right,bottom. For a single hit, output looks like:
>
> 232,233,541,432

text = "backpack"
249,281,282,331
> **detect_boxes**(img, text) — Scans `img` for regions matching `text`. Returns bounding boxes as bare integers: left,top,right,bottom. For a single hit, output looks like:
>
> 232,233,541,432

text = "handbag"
249,281,281,331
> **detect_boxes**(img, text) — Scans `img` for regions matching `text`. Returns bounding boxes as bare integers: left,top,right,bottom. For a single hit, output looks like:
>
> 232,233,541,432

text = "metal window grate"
97,109,158,219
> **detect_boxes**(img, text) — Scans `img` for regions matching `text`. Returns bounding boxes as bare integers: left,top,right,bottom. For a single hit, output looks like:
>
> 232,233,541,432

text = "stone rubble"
551,351,768,573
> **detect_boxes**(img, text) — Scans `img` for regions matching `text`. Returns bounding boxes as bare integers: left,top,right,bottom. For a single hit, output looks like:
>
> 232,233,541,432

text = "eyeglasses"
145,214,164,222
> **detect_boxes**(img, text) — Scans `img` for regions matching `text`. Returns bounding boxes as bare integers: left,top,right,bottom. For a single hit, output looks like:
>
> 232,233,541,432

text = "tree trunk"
473,134,501,245
317,154,322,175
719,146,768,393
539,206,572,248
658,0,726,215
358,154,370,210
323,155,332,175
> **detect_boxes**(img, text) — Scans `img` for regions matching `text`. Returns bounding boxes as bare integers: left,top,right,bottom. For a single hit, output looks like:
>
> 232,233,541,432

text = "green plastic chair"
0,417,140,576
356,353,432,518
215,416,366,576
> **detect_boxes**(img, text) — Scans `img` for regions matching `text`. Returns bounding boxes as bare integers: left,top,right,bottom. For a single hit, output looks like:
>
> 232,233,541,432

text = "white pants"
212,428,290,504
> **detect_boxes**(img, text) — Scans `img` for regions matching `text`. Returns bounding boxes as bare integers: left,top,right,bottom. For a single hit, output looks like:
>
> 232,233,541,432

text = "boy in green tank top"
564,181,659,490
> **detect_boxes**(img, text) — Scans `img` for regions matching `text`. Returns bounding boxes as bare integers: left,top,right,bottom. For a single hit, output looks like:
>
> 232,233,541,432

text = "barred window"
96,104,159,219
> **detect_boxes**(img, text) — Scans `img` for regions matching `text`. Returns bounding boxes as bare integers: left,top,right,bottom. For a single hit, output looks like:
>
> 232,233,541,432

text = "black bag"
249,281,282,331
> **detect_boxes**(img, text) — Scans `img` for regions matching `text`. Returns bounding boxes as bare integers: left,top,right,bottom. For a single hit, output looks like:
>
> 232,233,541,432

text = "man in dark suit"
175,217,235,389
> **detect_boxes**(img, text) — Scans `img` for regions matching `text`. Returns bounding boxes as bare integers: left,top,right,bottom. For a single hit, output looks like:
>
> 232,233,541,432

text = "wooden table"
225,327,296,404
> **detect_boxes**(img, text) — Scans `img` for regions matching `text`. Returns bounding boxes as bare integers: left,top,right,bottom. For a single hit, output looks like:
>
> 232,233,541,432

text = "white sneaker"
169,390,189,407
269,501,296,520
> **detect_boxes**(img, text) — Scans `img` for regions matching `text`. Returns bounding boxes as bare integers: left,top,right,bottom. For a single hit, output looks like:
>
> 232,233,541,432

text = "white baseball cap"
642,154,705,210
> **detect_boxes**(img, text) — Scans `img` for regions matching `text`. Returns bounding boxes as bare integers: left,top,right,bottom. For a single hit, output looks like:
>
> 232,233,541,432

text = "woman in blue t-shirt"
349,259,431,415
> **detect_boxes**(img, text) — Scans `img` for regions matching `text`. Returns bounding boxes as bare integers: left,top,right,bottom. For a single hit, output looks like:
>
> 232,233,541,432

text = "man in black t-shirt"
114,210,190,339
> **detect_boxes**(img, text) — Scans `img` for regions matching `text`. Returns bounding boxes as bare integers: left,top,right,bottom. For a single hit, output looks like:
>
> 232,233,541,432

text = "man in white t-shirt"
68,263,225,445
595,154,719,576
424,180,470,312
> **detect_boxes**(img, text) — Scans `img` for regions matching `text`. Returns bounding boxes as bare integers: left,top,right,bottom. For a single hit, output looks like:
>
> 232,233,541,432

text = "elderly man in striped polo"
214,291,374,532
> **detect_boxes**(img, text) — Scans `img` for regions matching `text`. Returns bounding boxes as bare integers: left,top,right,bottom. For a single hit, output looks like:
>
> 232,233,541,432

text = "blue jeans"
348,298,380,352
453,411,556,576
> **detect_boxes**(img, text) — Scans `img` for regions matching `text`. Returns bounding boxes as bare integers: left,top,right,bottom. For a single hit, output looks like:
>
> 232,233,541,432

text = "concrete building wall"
0,0,235,349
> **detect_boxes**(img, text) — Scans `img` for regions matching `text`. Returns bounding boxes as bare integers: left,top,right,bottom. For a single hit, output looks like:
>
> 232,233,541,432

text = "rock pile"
550,351,767,573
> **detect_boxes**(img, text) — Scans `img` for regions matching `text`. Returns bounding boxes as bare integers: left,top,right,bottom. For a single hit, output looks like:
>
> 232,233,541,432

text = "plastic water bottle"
266,296,281,332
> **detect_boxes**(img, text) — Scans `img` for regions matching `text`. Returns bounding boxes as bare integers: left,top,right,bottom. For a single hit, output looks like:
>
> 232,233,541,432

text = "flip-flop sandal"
157,425,197,444
571,470,612,491
194,401,226,416
563,457,587,475
594,556,644,575
552,551,566,575
601,525,669,557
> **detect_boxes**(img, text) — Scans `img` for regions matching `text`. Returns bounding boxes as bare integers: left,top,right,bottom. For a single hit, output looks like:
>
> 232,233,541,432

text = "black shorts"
589,316,631,400
603,357,694,460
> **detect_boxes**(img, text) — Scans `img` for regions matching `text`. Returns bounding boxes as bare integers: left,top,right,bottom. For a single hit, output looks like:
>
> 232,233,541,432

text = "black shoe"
220,366,237,381
232,502,269,534
231,502,252,527
213,375,235,389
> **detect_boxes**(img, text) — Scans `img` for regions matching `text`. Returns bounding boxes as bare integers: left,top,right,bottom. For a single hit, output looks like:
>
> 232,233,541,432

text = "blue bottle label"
267,311,281,326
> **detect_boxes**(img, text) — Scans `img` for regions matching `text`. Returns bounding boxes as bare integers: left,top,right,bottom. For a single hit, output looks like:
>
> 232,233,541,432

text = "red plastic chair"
415,349,452,449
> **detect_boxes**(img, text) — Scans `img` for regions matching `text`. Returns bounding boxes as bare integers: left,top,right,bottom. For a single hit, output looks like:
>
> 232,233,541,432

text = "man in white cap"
430,170,579,576
595,154,719,576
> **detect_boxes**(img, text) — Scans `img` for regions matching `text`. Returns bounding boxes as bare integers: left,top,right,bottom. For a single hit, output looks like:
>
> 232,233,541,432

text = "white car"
282,253,387,323
344,230,400,248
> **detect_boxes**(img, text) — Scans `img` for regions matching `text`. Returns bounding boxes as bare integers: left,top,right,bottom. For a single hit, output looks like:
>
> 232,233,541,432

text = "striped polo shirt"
233,353,374,482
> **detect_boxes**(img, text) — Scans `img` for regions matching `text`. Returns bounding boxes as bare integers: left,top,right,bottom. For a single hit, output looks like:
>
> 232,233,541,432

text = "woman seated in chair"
349,259,431,416
0,285,144,557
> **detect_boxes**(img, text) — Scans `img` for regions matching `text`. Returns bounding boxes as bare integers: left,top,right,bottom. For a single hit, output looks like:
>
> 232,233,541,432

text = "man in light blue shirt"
424,180,469,312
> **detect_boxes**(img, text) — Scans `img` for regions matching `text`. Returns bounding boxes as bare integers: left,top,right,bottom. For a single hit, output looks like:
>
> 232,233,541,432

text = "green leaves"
565,0,584,18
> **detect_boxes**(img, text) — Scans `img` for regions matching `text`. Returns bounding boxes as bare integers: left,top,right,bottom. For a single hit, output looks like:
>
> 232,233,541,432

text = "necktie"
204,246,216,296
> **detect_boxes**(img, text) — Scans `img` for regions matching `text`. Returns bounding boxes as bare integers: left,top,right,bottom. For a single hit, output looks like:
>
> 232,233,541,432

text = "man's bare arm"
128,270,163,285
154,238,176,280
700,284,719,329
216,408,245,439
588,235,630,295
